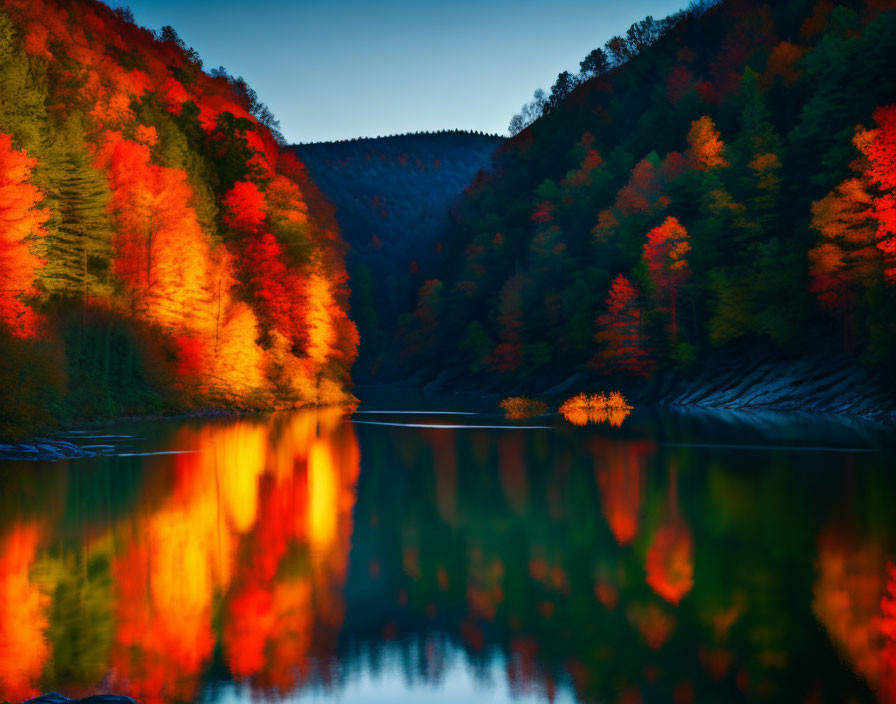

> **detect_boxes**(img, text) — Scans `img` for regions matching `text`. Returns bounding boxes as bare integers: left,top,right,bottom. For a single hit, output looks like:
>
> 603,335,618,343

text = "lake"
1,393,895,704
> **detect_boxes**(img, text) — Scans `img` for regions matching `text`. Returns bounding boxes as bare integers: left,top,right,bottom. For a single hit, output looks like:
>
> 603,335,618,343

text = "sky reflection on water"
206,643,577,704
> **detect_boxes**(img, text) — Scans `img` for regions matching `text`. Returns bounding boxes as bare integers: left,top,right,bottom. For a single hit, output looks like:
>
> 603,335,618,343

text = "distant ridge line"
293,129,505,147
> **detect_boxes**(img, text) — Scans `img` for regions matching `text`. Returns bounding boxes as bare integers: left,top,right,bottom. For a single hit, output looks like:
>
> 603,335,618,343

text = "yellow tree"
687,116,729,171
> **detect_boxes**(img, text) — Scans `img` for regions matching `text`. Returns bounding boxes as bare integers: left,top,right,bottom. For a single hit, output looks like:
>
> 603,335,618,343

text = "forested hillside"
0,0,358,438
294,131,501,375
399,0,896,393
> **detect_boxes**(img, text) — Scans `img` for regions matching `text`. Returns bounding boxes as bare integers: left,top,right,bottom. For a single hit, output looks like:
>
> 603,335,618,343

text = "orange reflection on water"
646,522,694,605
590,436,654,545
499,432,529,516
0,408,362,704
0,523,49,702
645,465,694,605
628,601,675,650
108,424,258,703
426,428,458,527
881,564,896,702
562,407,631,427
223,408,359,690
813,532,896,703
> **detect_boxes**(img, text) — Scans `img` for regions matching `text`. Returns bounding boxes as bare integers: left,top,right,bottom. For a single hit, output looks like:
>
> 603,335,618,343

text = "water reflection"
0,409,358,703
0,404,894,703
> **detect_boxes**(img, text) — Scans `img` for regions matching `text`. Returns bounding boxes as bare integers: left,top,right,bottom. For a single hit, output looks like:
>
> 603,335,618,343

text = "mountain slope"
0,0,358,437
294,131,502,374
398,0,896,399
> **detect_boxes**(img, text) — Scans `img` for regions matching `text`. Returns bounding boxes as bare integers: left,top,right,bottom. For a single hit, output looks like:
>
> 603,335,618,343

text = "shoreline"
391,348,896,425
3,359,895,461
0,404,359,462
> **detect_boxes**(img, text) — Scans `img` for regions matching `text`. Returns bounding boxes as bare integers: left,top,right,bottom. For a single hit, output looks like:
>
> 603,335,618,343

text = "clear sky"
107,0,690,144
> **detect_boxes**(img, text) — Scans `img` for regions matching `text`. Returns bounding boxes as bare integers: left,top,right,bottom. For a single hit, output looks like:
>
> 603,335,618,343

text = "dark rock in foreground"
0,439,95,461
21,695,139,704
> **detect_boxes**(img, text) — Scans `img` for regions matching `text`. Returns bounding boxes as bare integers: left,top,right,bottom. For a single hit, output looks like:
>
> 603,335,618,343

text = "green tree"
580,48,610,78
0,11,47,154
38,114,115,300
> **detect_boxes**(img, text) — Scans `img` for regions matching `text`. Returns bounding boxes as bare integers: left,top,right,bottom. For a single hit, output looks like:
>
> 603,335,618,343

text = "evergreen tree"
39,114,115,300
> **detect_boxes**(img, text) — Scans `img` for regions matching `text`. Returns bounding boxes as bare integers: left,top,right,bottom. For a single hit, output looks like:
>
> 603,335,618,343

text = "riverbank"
0,402,364,462
0,408,261,461
4,349,894,462
397,347,896,424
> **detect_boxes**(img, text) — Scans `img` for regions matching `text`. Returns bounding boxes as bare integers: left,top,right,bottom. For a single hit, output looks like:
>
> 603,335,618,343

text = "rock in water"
22,695,140,704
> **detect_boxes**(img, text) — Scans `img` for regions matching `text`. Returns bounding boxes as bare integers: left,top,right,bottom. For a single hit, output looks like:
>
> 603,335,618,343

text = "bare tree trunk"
215,277,222,357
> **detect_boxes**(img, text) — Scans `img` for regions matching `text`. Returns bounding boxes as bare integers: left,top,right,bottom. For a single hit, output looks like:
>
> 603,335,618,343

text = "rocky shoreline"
0,438,98,461
637,353,896,421
0,408,261,462
407,348,896,424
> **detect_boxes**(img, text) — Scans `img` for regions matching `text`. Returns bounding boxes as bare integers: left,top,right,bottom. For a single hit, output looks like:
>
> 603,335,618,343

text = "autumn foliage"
591,276,653,376
559,391,632,427
644,216,690,339
686,116,729,171
0,0,357,432
0,134,47,338
399,0,896,386
809,105,896,349
499,396,548,419
0,524,48,701
0,410,359,702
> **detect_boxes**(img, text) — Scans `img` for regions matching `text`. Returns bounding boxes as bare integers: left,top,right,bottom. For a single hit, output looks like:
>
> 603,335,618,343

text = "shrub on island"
559,392,632,427
499,397,549,419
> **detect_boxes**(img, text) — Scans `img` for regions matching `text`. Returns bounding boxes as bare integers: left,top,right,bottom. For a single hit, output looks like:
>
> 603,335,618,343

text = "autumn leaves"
0,0,359,427
0,134,47,337
809,105,896,350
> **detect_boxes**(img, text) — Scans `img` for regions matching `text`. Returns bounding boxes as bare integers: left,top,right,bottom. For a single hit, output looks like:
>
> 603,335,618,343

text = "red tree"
644,216,691,340
243,233,307,352
591,275,653,375
96,130,214,332
809,106,896,348
865,105,896,280
0,134,48,337
222,181,266,235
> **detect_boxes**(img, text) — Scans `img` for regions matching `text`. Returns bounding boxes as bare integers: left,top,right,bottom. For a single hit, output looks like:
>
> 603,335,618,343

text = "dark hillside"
294,131,502,374
395,0,896,412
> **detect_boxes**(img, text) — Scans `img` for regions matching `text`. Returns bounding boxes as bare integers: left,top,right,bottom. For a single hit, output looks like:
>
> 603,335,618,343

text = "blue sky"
109,0,690,143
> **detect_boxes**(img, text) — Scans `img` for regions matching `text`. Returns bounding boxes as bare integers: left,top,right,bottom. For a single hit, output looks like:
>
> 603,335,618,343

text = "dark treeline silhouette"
509,0,722,135
396,0,896,394
296,129,503,147
294,131,502,376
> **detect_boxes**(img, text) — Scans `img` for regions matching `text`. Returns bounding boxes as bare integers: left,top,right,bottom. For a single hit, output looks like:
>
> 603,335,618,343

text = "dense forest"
4,0,896,439
294,132,502,375
396,0,896,392
0,0,358,438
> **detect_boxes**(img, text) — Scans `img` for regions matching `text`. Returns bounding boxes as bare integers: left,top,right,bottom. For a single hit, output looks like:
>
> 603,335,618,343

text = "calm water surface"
1,394,896,704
